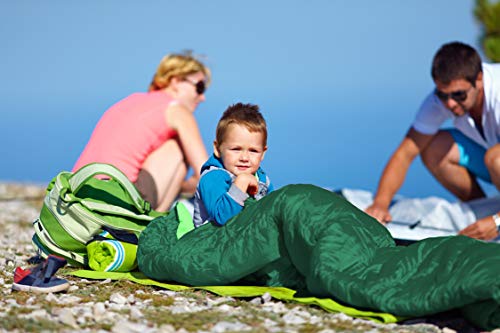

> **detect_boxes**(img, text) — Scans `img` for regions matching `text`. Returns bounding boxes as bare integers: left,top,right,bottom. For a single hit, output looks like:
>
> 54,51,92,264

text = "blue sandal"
12,255,70,293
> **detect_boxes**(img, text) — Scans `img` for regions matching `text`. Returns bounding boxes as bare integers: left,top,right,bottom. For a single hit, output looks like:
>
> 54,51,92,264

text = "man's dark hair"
431,41,482,86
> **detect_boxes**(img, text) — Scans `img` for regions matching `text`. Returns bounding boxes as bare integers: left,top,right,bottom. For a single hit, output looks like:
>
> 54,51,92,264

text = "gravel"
0,182,486,333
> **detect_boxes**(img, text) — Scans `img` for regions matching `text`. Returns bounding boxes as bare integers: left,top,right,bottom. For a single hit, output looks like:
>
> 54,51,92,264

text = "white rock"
68,285,79,292
169,305,194,314
108,303,127,311
249,297,262,305
130,307,143,320
112,319,151,333
57,295,81,305
28,309,48,318
442,328,457,333
5,299,18,306
93,302,107,322
79,306,94,319
206,296,234,306
363,329,379,333
267,327,286,333
157,324,176,333
110,292,128,304
104,311,121,322
217,304,235,312
211,321,251,332
261,292,272,303
154,289,177,297
100,278,112,284
282,312,307,325
333,312,353,322
262,301,288,314
263,318,278,327
76,314,87,325
45,293,58,302
56,308,78,329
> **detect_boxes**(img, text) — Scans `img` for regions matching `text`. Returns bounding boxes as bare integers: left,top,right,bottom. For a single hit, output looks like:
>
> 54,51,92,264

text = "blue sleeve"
268,180,274,193
197,170,248,225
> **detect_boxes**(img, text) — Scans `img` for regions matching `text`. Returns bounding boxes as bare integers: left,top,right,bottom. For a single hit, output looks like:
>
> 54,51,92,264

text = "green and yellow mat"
70,270,400,324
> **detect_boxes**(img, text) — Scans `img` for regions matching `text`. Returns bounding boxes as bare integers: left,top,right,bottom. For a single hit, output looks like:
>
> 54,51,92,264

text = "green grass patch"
2,315,59,332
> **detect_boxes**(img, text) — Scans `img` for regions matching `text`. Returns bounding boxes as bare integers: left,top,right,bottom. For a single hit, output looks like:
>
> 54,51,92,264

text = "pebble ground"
0,182,489,333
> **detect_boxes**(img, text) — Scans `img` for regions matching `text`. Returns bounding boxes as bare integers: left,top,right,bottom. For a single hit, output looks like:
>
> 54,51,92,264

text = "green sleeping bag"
137,184,500,331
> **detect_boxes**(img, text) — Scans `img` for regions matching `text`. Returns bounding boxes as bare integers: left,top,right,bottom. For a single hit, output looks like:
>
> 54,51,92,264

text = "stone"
93,302,107,322
211,321,251,332
261,292,272,303
45,293,58,303
249,297,262,305
57,295,81,305
110,292,128,305
112,319,151,333
217,304,235,312
282,312,307,325
157,324,176,333
68,285,79,292
56,308,78,329
130,307,143,320
0,182,463,333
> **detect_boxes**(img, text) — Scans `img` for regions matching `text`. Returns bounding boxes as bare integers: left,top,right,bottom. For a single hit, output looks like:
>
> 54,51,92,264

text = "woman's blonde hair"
148,50,211,91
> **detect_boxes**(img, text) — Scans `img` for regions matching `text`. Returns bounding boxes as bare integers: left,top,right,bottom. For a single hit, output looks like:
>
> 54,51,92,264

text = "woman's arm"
165,104,209,193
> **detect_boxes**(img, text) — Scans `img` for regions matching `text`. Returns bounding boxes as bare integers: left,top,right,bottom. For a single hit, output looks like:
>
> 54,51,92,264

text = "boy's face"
214,123,267,176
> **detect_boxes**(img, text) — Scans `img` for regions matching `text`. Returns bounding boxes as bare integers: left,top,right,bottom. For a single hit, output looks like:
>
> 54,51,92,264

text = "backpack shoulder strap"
66,163,150,214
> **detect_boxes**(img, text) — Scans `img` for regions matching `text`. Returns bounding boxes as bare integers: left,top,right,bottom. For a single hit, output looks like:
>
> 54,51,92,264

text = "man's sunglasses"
184,79,206,95
434,86,472,103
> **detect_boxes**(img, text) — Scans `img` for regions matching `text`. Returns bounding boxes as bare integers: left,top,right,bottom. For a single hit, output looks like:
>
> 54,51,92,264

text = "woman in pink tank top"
73,51,210,211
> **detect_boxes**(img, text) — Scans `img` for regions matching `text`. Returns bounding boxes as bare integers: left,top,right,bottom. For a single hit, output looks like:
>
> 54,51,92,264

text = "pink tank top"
73,91,178,182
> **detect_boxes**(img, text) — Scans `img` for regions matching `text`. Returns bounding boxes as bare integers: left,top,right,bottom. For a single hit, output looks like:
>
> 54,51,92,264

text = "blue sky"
1,1,489,200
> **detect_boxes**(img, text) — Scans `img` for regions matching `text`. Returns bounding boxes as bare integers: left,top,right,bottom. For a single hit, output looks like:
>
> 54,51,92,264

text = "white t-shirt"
412,63,500,149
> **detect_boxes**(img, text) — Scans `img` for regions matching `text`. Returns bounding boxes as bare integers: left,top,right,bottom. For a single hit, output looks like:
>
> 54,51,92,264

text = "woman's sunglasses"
434,86,472,103
184,79,206,95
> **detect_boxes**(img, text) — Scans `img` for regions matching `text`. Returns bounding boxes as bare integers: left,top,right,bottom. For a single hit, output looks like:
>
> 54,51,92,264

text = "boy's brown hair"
215,103,267,148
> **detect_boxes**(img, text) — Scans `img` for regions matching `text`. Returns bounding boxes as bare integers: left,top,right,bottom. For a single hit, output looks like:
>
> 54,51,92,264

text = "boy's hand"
233,174,259,196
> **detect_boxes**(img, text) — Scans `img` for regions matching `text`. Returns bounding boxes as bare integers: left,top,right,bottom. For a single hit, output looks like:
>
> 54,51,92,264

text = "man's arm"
459,213,500,240
365,128,435,222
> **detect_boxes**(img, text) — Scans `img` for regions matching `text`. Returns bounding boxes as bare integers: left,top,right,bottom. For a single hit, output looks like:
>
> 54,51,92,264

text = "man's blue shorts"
447,129,491,182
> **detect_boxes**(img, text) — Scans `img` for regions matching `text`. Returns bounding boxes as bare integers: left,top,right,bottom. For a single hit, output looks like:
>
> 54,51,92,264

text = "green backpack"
32,163,166,270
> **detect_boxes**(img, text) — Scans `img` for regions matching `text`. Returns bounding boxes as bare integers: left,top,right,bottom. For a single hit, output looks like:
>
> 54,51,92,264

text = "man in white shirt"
365,41,500,240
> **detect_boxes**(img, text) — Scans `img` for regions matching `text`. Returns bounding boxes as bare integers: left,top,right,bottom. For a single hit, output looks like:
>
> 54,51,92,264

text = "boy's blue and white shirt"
193,154,273,228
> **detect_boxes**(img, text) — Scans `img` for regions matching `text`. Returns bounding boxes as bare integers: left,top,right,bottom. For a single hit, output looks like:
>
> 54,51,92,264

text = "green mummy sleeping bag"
138,184,500,331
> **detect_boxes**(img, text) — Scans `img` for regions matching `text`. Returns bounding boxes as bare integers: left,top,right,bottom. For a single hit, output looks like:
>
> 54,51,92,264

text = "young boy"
193,103,273,228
